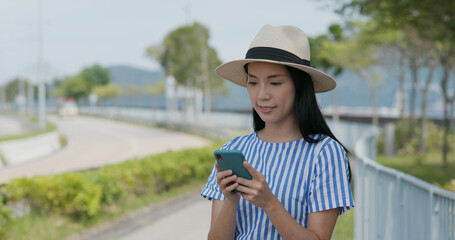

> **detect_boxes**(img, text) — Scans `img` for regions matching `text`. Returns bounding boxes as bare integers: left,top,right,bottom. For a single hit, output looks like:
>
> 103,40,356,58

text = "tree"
56,64,112,101
333,0,455,166
310,24,346,122
144,82,165,109
4,78,37,102
91,83,121,105
56,75,88,100
122,85,143,107
320,22,383,126
146,22,225,119
81,64,111,89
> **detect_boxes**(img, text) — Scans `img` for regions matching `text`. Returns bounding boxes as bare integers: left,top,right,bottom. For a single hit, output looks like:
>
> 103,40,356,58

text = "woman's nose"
257,85,271,100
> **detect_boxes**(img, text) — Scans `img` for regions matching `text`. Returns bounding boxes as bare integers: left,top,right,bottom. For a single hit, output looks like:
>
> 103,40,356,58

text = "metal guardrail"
352,124,455,240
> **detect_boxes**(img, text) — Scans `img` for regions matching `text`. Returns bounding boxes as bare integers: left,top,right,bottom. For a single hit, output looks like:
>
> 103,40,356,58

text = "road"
0,114,25,137
0,115,211,183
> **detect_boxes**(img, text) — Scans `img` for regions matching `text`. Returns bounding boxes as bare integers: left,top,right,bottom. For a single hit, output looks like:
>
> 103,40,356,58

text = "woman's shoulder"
221,132,256,150
310,134,345,156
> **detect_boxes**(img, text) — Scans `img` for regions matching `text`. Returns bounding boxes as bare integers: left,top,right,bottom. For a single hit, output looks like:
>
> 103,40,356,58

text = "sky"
0,0,344,85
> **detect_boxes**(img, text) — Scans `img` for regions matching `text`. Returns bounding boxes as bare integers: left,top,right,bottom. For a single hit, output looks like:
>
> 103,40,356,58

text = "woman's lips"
258,106,274,114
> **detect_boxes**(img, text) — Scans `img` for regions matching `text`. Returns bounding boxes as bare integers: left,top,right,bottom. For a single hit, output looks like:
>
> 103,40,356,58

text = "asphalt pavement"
0,115,211,183
0,114,25,137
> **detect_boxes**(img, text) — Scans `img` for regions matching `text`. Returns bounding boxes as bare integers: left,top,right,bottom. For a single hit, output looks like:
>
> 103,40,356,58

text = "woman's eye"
271,82,282,86
247,81,257,85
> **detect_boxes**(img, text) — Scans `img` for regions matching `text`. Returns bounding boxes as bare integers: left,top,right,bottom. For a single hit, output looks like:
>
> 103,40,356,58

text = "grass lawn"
377,150,455,192
0,114,57,142
332,208,354,240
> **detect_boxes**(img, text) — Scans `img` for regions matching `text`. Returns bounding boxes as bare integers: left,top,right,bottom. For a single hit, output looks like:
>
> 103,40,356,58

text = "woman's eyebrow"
247,73,257,79
267,74,287,79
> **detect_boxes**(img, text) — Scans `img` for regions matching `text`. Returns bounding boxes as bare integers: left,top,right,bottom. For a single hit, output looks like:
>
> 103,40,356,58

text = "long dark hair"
246,65,352,180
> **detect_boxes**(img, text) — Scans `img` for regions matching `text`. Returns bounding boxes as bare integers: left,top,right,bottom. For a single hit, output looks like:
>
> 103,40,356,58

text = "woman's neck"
257,122,302,143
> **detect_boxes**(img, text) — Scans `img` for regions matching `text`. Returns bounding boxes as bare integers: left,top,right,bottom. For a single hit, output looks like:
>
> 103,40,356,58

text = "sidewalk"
65,188,211,240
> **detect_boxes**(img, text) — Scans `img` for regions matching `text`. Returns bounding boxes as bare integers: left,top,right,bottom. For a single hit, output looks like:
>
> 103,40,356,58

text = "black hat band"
245,47,311,67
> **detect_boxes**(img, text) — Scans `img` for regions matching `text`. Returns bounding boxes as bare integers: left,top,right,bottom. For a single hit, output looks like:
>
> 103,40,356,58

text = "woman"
201,24,354,240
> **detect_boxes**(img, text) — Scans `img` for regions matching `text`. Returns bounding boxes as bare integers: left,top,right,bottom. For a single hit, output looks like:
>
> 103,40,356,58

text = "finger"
216,169,233,179
216,170,233,184
236,184,255,195
225,182,239,193
215,162,222,172
235,176,252,187
243,161,259,178
219,174,237,188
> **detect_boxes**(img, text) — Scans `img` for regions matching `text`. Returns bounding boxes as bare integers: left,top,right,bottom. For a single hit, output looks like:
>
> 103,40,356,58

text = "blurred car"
59,102,79,117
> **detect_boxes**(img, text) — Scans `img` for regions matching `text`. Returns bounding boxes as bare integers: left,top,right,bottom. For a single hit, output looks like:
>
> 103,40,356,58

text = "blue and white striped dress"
201,132,354,240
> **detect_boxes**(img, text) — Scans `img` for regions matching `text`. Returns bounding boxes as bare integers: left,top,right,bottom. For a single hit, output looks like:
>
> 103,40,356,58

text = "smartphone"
214,150,252,192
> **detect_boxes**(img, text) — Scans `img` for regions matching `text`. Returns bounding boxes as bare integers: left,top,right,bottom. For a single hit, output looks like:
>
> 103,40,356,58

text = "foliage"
378,151,455,192
56,75,88,100
147,22,225,92
398,120,454,155
333,208,354,240
337,0,455,43
122,85,142,97
329,0,455,166
378,119,455,164
0,142,221,239
309,24,345,77
0,195,12,239
56,65,111,100
80,64,111,89
319,21,384,125
2,78,37,102
145,82,166,95
92,83,122,100
3,174,102,218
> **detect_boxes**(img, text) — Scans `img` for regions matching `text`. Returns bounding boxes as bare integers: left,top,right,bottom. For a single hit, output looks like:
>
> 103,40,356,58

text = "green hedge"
0,196,11,239
0,143,220,235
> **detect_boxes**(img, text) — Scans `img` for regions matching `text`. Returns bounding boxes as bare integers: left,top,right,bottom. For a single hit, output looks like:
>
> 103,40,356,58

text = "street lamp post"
37,0,46,130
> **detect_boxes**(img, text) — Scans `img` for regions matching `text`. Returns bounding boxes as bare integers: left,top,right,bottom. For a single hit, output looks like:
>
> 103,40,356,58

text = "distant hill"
107,65,164,87
105,65,444,116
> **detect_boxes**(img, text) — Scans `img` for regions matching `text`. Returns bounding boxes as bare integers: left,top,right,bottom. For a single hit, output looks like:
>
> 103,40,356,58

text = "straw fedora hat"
215,24,336,93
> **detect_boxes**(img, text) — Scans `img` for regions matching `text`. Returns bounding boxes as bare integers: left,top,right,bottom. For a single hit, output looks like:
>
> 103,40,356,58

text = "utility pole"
201,45,211,121
0,85,5,111
28,24,35,116
0,42,4,111
18,78,26,115
37,0,46,130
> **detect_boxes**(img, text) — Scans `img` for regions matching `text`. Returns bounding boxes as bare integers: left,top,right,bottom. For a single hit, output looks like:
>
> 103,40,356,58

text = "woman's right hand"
216,162,241,202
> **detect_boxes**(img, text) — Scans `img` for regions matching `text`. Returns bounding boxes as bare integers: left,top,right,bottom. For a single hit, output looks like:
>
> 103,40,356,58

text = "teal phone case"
214,150,253,183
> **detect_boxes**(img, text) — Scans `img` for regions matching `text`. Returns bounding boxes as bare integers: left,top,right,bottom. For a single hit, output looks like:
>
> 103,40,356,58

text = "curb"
0,131,62,168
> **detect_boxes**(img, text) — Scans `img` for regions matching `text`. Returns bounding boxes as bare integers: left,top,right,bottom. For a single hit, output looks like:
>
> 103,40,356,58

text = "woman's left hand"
235,161,276,210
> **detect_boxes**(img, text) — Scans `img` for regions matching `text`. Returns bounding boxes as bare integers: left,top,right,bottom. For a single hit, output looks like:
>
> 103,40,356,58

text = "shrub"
391,119,453,155
0,196,12,239
0,141,222,236
3,174,102,218
394,118,413,151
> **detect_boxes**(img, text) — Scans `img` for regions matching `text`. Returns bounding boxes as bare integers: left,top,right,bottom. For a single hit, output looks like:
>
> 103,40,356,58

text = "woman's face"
246,62,296,127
